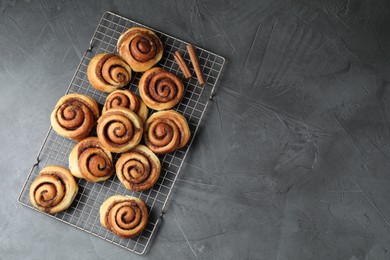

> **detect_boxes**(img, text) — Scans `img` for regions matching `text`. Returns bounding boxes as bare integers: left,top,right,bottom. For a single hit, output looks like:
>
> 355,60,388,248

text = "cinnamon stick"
173,51,192,79
186,44,205,86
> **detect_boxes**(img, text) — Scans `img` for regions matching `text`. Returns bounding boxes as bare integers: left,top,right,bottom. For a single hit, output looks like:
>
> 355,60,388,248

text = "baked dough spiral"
29,165,78,214
138,67,184,110
69,137,114,182
87,53,132,93
116,145,161,191
100,195,148,238
102,90,149,124
97,108,143,153
144,110,191,154
117,27,163,72
50,94,99,142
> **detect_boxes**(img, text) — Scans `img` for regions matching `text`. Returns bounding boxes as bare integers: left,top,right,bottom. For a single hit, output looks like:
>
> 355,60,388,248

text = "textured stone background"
1,0,390,259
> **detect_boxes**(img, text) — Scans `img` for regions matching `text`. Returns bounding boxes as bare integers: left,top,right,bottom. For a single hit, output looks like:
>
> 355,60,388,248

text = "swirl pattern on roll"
87,53,132,93
144,110,191,154
50,94,99,142
139,67,184,110
103,90,149,124
116,145,161,191
69,137,113,182
117,27,163,72
29,165,79,214
97,108,143,153
100,195,148,238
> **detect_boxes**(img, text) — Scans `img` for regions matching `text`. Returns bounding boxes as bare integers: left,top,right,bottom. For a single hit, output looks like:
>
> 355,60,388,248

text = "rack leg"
209,89,217,100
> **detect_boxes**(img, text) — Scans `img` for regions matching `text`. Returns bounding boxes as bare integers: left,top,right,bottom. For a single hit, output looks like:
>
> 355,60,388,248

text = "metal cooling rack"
18,11,225,255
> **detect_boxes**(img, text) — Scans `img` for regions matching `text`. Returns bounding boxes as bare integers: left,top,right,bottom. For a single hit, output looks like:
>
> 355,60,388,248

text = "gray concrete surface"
2,0,390,259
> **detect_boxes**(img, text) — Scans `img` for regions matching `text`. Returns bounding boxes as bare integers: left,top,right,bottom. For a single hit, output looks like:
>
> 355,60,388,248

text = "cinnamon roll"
116,145,161,191
117,27,163,72
144,110,191,154
100,195,148,238
29,165,78,214
102,90,149,124
69,137,114,182
50,94,99,142
87,53,132,93
97,108,143,153
138,67,184,110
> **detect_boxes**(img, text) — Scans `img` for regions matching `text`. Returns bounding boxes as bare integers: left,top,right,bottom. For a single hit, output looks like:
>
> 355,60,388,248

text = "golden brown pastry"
100,195,148,238
116,145,161,191
29,165,78,214
102,89,149,124
138,67,184,110
117,27,163,72
97,108,143,153
87,53,132,93
69,137,113,182
50,94,99,142
144,110,191,154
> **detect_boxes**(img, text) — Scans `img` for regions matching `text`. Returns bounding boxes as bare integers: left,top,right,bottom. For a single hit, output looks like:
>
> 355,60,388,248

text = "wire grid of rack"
17,11,225,255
